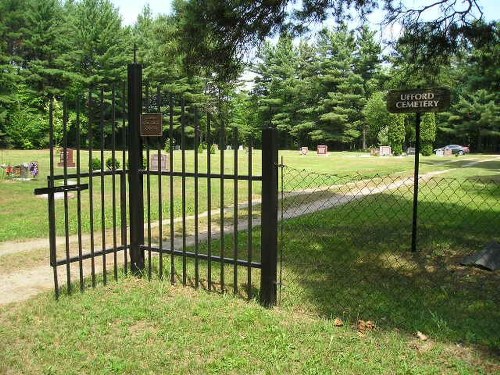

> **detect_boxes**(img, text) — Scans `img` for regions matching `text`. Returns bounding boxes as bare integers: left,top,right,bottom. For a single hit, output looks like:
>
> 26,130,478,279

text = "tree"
420,113,436,156
314,25,365,148
363,91,392,146
21,0,68,97
0,0,29,146
446,90,500,152
353,25,382,148
387,113,405,155
61,0,129,86
252,35,299,147
176,0,494,80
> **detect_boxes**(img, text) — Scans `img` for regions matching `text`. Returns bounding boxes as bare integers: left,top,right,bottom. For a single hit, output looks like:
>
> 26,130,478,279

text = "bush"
210,144,216,154
106,157,121,170
89,157,101,171
421,144,433,156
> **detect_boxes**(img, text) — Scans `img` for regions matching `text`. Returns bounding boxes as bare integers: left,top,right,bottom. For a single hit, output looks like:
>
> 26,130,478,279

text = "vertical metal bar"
169,94,175,283
206,113,212,290
157,86,163,279
76,96,84,291
146,86,152,280
121,82,128,274
147,138,152,279
88,89,96,287
233,127,238,294
411,112,422,253
279,155,284,304
260,127,278,307
219,114,226,291
128,63,145,274
247,136,253,299
181,97,187,285
48,97,59,298
62,100,72,293
100,88,107,285
194,107,199,288
111,85,118,281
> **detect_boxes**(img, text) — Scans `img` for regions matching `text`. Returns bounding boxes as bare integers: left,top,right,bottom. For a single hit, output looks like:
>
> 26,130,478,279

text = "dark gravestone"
460,241,500,271
317,145,328,155
58,148,75,167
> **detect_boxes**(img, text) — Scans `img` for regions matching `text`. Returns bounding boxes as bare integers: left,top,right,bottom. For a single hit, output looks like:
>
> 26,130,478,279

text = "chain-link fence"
279,166,500,349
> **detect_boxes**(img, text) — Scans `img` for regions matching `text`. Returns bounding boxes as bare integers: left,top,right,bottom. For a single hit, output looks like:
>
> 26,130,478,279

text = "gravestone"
58,148,75,167
149,154,169,172
406,147,416,155
317,145,328,155
379,146,392,156
300,147,308,155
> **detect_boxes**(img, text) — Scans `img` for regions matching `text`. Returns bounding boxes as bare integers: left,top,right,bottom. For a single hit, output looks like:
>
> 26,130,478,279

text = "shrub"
421,144,433,156
106,157,121,170
210,144,216,154
89,157,101,171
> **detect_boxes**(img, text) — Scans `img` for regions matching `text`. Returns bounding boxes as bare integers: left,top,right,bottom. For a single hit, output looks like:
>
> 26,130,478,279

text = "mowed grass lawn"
0,278,498,374
1,148,498,242
0,149,499,373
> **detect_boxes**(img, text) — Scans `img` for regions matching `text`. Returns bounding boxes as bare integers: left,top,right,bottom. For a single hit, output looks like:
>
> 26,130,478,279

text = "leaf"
357,320,376,334
333,318,344,327
416,331,428,341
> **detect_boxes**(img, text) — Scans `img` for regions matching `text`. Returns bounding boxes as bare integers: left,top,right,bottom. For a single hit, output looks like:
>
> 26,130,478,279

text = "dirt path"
1,156,498,305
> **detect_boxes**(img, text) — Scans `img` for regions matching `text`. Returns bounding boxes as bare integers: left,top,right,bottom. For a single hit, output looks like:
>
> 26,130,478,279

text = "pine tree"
314,25,364,149
354,26,382,149
22,0,68,97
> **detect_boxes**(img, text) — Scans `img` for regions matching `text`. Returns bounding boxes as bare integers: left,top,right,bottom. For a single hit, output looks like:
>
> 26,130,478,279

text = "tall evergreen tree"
62,0,129,86
314,25,364,148
354,25,382,149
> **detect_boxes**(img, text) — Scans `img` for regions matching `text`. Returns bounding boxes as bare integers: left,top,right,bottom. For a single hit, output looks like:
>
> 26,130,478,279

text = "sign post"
387,88,450,252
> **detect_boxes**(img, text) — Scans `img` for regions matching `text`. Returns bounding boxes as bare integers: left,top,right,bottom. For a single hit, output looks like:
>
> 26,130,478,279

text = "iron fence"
279,165,500,348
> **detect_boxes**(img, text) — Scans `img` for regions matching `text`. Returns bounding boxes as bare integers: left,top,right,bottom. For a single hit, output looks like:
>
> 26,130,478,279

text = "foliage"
89,157,101,171
105,156,120,170
420,113,437,156
175,0,494,79
363,92,391,146
387,114,405,155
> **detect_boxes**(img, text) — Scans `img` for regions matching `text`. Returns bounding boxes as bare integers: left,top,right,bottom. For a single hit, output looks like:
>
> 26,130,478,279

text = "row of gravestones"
300,145,329,155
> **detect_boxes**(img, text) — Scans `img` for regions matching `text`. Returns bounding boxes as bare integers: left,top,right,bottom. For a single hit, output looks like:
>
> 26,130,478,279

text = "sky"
110,0,499,27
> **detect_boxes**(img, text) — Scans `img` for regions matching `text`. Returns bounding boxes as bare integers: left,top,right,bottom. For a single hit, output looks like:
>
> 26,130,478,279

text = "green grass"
1,278,498,374
1,149,497,243
1,150,499,373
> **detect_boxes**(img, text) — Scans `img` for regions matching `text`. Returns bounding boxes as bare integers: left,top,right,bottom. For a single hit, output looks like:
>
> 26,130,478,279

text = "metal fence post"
128,63,144,273
411,112,421,253
260,127,278,307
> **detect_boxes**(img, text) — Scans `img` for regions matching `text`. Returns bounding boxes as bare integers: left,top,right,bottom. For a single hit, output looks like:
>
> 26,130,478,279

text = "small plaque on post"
140,113,163,137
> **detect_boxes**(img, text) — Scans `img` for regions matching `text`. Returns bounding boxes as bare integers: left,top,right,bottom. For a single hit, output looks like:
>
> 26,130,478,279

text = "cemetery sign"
387,88,451,113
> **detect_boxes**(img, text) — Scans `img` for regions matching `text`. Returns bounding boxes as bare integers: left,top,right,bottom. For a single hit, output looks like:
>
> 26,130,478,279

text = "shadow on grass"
280,193,500,354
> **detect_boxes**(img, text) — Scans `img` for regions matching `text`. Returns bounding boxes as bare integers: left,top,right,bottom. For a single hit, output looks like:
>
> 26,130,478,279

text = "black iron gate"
35,64,278,306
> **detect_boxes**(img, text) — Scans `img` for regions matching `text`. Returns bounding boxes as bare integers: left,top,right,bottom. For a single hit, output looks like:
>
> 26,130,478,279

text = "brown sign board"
140,113,163,137
387,88,451,113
